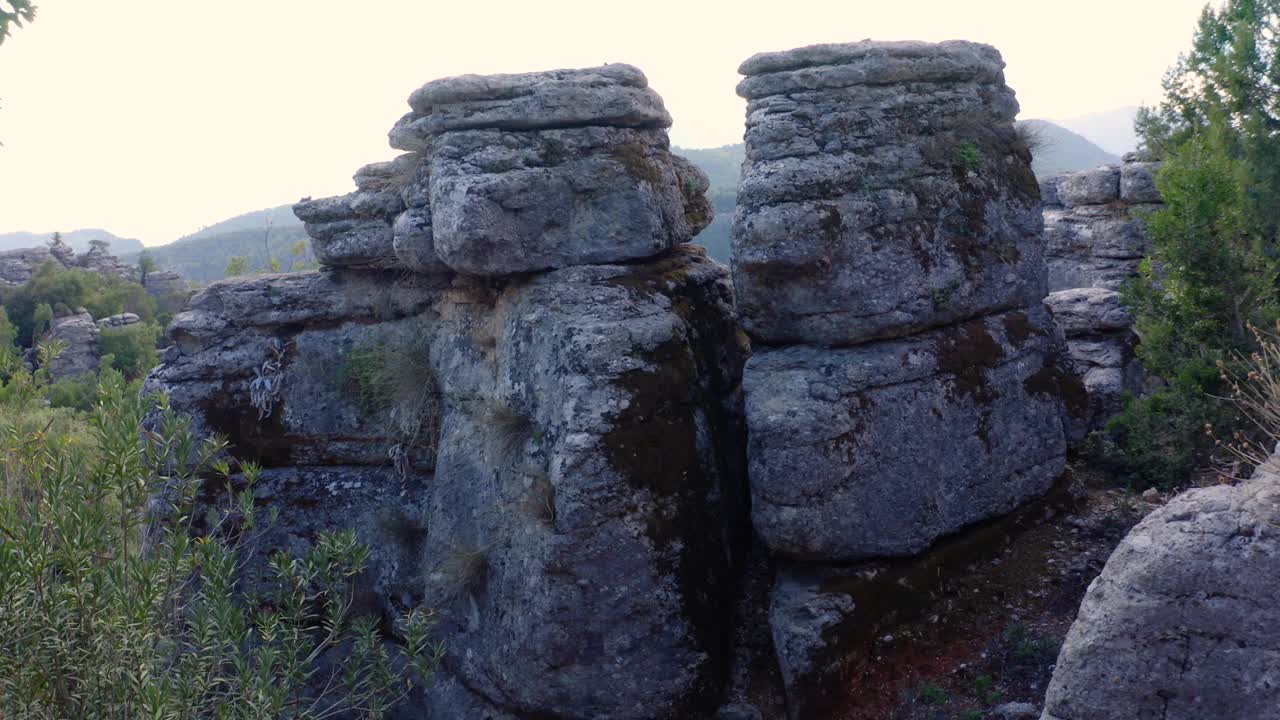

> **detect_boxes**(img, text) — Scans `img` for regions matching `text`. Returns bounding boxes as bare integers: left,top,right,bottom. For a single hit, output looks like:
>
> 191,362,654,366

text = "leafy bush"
46,372,99,411
98,320,163,379
0,261,158,344
0,340,443,718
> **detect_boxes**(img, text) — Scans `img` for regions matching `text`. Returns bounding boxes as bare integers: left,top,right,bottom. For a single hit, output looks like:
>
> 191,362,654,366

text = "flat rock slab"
399,64,671,136
1045,287,1133,336
744,305,1067,561
732,40,1043,346
1042,463,1280,720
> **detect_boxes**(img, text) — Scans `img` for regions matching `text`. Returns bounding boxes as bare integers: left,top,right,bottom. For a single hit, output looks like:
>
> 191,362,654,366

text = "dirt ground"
832,462,1158,720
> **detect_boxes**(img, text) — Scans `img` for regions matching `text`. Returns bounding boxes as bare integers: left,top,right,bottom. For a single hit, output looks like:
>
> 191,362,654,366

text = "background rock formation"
731,40,1068,716
1041,155,1161,433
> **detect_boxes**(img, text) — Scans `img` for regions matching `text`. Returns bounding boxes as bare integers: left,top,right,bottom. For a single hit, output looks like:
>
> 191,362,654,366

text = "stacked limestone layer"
1041,156,1162,292
1044,288,1142,438
295,65,712,277
731,41,1069,714
1040,156,1161,432
148,66,747,720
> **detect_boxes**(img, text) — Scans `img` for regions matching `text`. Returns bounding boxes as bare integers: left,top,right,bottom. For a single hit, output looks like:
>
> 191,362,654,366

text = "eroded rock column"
149,65,747,720
731,41,1069,714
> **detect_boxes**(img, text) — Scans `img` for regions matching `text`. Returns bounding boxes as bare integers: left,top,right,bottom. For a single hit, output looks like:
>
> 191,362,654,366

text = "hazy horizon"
0,0,1213,245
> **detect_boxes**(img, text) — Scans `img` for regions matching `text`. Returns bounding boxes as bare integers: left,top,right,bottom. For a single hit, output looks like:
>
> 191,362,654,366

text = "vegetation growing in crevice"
341,335,440,478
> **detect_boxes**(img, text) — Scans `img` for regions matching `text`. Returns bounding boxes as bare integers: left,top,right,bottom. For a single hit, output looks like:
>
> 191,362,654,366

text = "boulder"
96,312,141,328
44,311,100,379
732,40,1044,346
1041,460,1280,720
143,270,189,299
745,305,1067,561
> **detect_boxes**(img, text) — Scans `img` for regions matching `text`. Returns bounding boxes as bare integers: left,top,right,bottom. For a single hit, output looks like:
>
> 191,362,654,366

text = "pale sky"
0,0,1212,245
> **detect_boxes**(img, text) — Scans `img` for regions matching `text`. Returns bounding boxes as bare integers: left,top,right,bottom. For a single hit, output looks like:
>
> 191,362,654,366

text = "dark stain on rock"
934,318,1005,406
1025,363,1089,420
1002,311,1041,348
789,471,1079,719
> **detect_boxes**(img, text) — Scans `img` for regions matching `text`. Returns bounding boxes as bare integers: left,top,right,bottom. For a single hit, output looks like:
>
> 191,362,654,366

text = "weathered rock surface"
1042,158,1162,292
1041,460,1280,720
745,306,1067,561
96,312,141,329
44,310,100,379
427,125,706,275
0,246,56,287
147,246,750,719
297,64,707,278
143,270,189,299
1046,289,1142,436
732,40,1044,347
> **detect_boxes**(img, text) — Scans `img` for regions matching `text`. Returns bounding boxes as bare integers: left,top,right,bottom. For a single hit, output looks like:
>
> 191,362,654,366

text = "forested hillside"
0,229,143,254
122,205,311,282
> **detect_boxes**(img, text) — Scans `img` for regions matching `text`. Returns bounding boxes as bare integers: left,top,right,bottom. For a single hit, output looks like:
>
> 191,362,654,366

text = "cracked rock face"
745,305,1067,561
1041,460,1280,720
44,311,100,379
145,246,749,719
732,40,1045,347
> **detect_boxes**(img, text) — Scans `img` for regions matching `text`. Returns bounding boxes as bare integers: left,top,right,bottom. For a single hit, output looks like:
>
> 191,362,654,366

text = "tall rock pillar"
731,41,1070,714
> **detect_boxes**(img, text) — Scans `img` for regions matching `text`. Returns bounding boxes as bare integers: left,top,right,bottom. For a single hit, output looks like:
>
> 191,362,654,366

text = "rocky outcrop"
143,270,188,299
0,247,57,287
44,310,100,379
96,312,141,329
1039,156,1161,434
1045,288,1142,436
1041,458,1280,720
292,65,711,279
731,40,1068,716
76,241,138,282
149,66,748,720
1041,157,1162,292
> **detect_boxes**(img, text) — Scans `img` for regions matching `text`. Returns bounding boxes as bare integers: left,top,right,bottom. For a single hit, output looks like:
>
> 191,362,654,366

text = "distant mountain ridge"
1019,119,1121,177
1057,107,1141,157
0,229,143,255
2,116,1130,280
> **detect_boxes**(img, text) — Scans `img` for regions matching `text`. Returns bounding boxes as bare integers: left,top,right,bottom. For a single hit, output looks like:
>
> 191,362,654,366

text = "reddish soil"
833,463,1154,720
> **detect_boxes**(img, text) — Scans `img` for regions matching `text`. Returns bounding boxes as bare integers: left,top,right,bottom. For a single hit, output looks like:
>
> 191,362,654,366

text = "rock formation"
1041,156,1162,293
1040,155,1162,432
0,247,58,287
43,310,100,379
147,65,750,719
143,270,188,300
731,40,1068,715
1041,457,1280,720
1044,288,1142,437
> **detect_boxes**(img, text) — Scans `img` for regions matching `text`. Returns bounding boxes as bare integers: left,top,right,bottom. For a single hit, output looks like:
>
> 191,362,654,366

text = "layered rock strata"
147,66,747,720
44,310,100,379
1045,288,1142,437
1041,457,1280,720
731,41,1069,715
1041,156,1162,292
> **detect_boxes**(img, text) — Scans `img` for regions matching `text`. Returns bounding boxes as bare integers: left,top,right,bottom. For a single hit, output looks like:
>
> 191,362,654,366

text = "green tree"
225,255,250,277
0,0,35,45
1104,0,1280,487
31,302,53,339
138,249,158,285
